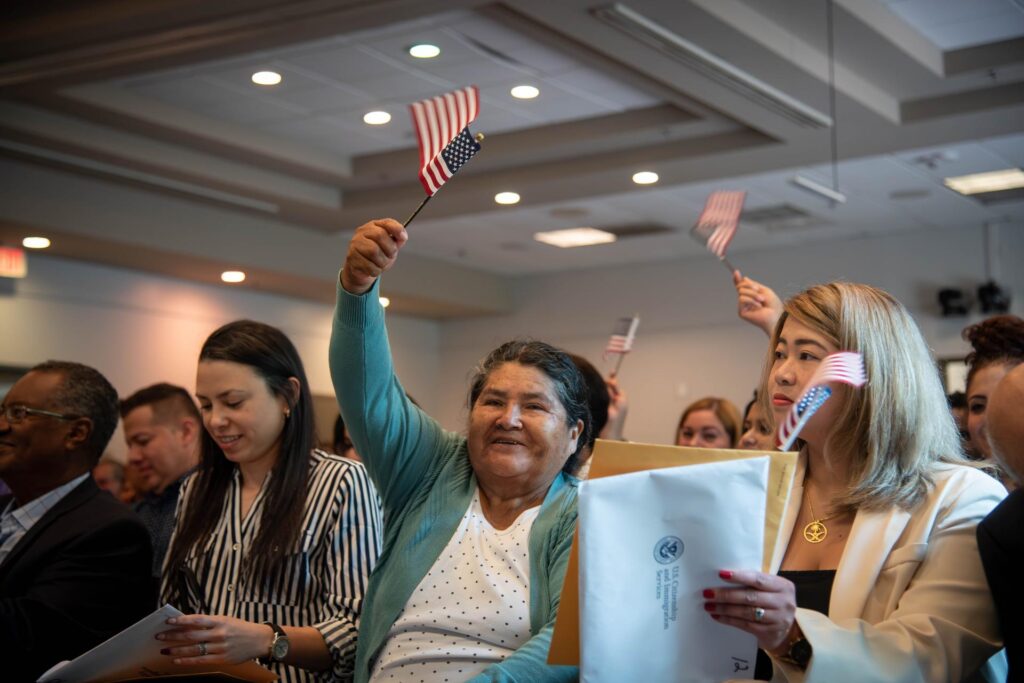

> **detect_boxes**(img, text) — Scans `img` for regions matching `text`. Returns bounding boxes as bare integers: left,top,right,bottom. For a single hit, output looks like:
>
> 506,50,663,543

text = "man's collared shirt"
133,474,187,578
0,473,89,567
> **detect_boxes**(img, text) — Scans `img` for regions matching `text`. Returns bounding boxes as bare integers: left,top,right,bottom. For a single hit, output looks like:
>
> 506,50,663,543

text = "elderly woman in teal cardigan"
330,218,588,683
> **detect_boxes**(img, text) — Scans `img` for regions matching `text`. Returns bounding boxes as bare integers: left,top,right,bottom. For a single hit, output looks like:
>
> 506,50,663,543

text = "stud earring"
284,408,291,419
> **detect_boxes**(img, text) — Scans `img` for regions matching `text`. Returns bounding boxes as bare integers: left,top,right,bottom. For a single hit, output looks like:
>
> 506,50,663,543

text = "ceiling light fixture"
495,191,521,205
379,296,391,308
632,171,659,185
251,71,282,86
944,168,1024,195
22,236,51,249
791,175,847,204
534,227,617,248
221,271,246,283
510,85,540,99
363,111,392,125
408,44,441,59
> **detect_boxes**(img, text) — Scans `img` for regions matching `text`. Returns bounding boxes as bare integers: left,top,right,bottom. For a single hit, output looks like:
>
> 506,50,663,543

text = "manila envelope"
547,440,798,666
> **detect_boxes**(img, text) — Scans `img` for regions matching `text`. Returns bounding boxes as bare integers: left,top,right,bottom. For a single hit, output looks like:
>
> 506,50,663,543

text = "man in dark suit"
977,363,1024,682
0,361,153,682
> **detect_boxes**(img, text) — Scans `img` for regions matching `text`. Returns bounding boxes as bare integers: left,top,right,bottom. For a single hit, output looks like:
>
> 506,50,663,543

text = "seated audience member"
676,396,741,448
93,457,125,498
739,392,775,451
331,219,588,682
702,283,1006,682
120,383,201,583
962,315,1024,467
978,364,1024,681
567,353,610,478
160,320,382,682
947,390,977,458
333,412,360,462
0,361,153,681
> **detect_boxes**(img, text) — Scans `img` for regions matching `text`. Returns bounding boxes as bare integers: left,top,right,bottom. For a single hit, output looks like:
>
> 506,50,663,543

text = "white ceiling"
0,0,1022,316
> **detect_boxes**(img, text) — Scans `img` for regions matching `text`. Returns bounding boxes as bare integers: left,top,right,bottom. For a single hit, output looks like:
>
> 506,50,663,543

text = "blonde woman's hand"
703,569,799,654
341,218,408,295
734,271,783,336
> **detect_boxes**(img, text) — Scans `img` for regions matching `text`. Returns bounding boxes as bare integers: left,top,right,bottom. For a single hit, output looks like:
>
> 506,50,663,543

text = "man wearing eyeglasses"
0,361,153,681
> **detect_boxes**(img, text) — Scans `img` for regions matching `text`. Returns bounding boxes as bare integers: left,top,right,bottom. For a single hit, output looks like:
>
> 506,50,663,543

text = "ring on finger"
198,641,208,657
753,607,766,622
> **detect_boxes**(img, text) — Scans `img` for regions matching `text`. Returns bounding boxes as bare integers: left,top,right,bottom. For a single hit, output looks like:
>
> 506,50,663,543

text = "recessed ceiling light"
510,85,540,99
495,191,521,205
533,227,617,248
379,296,391,308
408,44,441,59
363,110,392,125
632,171,659,185
251,71,282,86
944,168,1024,195
221,270,246,283
22,236,50,249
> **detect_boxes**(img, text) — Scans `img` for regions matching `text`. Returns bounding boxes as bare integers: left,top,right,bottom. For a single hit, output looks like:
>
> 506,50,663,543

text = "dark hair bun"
963,315,1024,371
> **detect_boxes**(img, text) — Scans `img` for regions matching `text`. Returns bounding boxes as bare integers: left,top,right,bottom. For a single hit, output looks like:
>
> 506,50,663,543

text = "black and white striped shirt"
161,450,382,682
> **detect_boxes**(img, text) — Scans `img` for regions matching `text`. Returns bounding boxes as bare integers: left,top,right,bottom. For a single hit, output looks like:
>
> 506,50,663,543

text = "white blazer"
762,456,1007,683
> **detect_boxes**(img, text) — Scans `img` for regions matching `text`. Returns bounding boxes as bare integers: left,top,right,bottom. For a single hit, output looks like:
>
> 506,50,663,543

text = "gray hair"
468,340,592,474
31,360,119,464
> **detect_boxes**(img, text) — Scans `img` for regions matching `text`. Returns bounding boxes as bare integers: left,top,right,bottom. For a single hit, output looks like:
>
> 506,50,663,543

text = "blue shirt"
0,473,89,567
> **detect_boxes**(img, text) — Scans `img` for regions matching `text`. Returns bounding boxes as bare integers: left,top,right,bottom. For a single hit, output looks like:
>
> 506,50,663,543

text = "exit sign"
0,246,27,278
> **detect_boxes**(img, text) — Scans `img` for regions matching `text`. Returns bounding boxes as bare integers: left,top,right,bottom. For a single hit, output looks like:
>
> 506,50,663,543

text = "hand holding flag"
604,315,640,377
777,351,867,451
690,190,745,273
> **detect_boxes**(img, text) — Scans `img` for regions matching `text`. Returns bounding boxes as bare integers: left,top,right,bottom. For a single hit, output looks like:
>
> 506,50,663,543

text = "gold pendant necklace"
802,494,837,544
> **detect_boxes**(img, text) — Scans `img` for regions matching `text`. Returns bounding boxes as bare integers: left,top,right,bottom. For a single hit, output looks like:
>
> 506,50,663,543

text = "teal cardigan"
330,280,580,683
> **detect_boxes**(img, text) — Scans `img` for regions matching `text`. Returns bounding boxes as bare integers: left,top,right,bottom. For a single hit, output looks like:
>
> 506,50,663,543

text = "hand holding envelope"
549,440,798,683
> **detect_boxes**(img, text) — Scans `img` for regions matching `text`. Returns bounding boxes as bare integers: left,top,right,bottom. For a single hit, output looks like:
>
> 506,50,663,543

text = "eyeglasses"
0,404,80,424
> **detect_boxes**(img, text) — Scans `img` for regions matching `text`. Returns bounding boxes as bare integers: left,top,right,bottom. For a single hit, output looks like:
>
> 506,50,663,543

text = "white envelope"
578,456,768,683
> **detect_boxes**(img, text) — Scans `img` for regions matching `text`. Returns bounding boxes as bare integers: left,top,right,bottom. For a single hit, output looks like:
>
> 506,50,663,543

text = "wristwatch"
262,622,290,663
776,633,813,670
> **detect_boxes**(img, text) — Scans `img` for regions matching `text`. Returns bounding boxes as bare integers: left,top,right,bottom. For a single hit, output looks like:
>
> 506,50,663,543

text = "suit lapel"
830,504,911,620
0,478,97,582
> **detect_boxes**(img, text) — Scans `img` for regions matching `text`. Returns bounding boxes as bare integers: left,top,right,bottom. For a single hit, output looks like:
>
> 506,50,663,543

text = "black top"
754,569,837,680
978,488,1024,683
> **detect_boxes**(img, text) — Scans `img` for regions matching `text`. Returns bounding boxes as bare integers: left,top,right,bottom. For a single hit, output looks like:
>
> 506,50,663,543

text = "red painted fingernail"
711,614,721,620
704,602,715,612
719,570,734,579
702,589,715,599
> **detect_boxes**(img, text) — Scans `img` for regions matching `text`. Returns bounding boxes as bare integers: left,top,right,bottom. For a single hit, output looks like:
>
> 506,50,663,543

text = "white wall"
0,254,442,459
432,224,1024,444
3,224,1022,455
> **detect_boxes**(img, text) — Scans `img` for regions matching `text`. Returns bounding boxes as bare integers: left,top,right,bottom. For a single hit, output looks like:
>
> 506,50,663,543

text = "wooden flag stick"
610,352,626,379
403,195,431,227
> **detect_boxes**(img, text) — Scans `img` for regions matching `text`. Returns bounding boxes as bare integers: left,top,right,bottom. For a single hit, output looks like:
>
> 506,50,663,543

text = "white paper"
578,456,768,683
37,604,277,682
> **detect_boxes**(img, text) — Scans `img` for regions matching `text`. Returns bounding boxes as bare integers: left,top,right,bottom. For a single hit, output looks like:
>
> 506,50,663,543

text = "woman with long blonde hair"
702,282,1005,682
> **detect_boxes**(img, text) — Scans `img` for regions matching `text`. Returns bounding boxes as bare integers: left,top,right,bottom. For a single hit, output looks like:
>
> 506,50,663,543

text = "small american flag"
777,351,867,451
691,191,746,259
604,316,640,358
409,86,480,196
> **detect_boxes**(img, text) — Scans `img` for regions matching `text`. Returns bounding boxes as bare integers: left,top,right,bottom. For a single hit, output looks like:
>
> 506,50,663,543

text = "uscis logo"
654,536,684,564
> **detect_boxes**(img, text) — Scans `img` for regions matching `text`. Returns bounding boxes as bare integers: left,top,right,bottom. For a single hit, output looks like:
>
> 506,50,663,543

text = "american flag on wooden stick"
409,85,480,196
777,351,867,451
691,190,746,259
604,315,640,358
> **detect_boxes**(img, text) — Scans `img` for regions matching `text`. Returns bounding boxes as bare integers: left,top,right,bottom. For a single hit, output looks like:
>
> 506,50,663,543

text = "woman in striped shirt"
158,320,383,682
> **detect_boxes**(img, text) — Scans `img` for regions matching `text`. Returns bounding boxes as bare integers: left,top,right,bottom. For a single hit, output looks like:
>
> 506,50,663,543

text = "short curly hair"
963,315,1024,389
